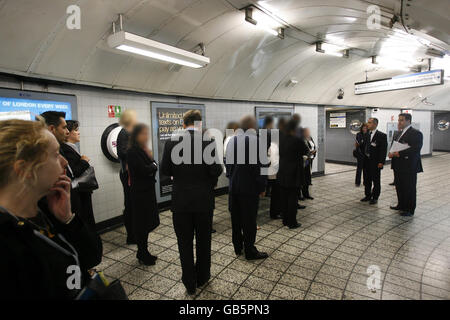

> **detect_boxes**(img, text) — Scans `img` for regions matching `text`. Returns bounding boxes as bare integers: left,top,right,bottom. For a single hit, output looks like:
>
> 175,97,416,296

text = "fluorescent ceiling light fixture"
245,6,284,37
108,31,210,68
316,41,347,57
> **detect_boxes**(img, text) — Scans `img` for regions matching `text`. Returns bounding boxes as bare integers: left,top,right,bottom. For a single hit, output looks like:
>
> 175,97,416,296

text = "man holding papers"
361,118,388,205
389,113,423,217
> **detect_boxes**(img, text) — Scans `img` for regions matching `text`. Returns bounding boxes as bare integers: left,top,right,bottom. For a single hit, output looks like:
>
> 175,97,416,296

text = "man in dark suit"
361,117,388,205
292,113,308,207
389,113,423,217
161,110,222,295
40,111,73,182
225,115,268,261
278,119,309,229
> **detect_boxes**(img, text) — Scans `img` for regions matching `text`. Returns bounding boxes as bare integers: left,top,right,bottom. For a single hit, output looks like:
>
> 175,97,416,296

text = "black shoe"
390,205,401,210
369,199,378,205
137,252,156,266
270,214,282,220
400,211,414,217
288,222,301,229
305,196,314,200
360,197,371,202
355,183,361,187
298,196,305,201
211,229,216,234
235,249,243,256
297,204,306,209
246,251,268,260
389,182,395,186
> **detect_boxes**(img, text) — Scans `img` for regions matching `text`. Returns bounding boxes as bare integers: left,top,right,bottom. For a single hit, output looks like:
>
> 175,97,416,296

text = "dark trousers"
302,184,310,198
269,180,281,218
120,170,134,240
173,211,213,290
229,194,258,256
394,170,417,214
355,158,364,185
280,186,298,227
363,159,381,199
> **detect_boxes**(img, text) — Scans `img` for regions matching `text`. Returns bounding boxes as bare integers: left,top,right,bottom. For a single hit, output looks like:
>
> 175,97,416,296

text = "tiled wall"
0,78,321,223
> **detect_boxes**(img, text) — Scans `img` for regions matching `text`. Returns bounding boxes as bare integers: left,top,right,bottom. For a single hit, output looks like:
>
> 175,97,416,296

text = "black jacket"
364,130,388,165
127,146,159,233
355,132,366,160
60,143,90,178
278,133,309,188
225,132,267,196
117,128,130,173
392,127,423,173
59,145,74,180
0,200,103,300
390,130,401,170
161,130,223,213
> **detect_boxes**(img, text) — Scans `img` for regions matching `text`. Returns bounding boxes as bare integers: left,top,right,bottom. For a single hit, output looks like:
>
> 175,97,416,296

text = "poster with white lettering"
151,102,206,203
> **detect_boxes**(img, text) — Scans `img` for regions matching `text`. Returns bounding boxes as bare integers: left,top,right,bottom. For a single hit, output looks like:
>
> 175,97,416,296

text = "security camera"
337,88,344,100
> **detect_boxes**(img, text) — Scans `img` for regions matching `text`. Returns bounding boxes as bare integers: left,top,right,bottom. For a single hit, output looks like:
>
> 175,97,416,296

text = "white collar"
371,129,377,135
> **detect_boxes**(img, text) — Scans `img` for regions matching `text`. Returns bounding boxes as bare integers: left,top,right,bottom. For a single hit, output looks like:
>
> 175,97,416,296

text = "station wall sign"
355,69,444,95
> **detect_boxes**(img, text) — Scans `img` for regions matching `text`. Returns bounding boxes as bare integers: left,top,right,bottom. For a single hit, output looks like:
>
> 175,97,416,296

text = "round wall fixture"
101,123,122,163
437,119,449,131
350,119,362,135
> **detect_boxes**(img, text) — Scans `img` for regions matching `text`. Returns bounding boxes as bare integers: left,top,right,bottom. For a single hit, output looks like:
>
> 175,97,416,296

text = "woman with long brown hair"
126,123,159,265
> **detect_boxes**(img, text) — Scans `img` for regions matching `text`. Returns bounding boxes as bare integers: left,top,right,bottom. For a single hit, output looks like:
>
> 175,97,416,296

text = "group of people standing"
224,113,317,265
117,109,317,295
354,113,423,216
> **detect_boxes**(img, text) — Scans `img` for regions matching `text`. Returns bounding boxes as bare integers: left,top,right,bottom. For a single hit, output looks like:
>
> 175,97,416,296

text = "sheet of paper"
390,141,410,153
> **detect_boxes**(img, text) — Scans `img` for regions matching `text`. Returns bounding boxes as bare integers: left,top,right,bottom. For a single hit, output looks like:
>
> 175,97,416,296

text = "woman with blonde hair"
0,119,102,299
117,109,138,244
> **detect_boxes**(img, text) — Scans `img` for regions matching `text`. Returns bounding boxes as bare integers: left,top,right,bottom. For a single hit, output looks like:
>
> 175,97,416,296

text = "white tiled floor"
98,152,450,300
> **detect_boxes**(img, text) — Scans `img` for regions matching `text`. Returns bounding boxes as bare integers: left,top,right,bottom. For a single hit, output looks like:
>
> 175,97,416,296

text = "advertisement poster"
330,112,346,128
0,88,77,121
151,102,206,203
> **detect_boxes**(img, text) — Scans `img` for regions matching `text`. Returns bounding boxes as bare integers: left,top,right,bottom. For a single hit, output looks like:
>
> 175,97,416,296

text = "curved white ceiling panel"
0,0,449,109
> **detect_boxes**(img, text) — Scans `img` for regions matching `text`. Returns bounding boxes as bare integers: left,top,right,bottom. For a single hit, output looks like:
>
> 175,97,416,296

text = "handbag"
76,272,128,300
73,166,99,192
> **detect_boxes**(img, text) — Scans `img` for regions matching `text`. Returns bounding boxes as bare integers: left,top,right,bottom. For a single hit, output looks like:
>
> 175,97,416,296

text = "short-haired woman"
0,119,102,299
126,124,160,265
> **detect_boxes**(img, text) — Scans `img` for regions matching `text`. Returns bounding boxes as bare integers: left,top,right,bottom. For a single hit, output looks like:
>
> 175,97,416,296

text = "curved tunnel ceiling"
0,0,449,110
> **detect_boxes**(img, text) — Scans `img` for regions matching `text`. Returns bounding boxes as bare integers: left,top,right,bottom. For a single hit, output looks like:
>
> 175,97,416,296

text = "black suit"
116,128,134,241
60,143,96,229
391,127,423,214
225,132,267,257
126,146,159,254
355,132,366,185
363,130,388,200
278,133,308,226
161,129,222,291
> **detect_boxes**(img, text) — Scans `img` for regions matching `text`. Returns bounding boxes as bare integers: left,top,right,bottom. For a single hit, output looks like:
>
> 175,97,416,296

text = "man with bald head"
225,115,268,260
